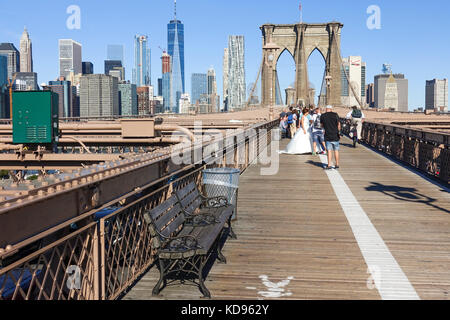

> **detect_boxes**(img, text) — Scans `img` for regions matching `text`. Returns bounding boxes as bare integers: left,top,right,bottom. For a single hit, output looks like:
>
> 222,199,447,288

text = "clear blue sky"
1,0,449,109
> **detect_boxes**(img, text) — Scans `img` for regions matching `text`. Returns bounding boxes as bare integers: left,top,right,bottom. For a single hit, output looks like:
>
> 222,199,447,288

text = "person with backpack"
279,113,288,139
286,107,298,139
346,106,365,144
311,107,327,156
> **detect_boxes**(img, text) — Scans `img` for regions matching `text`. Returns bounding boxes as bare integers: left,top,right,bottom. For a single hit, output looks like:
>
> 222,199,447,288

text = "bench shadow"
365,182,450,214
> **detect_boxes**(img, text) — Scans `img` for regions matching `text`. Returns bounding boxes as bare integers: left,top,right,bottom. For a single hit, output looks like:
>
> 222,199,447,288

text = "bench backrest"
143,194,185,249
176,182,202,215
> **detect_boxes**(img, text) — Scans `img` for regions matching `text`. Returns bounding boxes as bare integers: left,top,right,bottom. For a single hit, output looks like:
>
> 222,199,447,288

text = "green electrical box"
12,91,59,145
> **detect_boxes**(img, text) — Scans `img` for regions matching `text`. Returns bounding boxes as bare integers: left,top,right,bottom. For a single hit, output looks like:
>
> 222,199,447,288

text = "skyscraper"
207,67,218,112
179,93,191,114
384,74,399,110
191,73,207,105
157,78,163,97
48,79,77,117
133,35,151,87
19,27,33,73
341,56,366,107
14,72,38,91
80,74,119,117
107,45,124,64
105,60,123,75
0,55,7,118
374,73,408,112
137,86,151,115
59,39,82,79
223,48,229,111
109,67,125,82
0,43,20,80
366,83,375,108
168,0,185,113
82,62,94,75
426,79,448,112
0,55,7,87
118,83,138,116
161,51,171,112
227,35,246,110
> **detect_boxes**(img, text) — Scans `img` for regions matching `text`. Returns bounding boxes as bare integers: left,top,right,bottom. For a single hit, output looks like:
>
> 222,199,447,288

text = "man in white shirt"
346,106,365,142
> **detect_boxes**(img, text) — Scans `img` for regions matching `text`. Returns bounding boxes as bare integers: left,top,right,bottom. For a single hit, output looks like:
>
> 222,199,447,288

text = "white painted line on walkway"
319,155,420,300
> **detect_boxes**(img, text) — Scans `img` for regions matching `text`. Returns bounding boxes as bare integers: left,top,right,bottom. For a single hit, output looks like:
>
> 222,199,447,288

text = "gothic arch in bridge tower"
260,22,343,108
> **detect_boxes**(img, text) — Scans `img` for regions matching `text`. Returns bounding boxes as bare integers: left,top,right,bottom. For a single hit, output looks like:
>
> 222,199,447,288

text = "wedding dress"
280,116,313,155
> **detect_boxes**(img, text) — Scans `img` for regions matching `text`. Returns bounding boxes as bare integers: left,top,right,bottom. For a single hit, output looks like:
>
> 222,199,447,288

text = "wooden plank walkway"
123,137,450,300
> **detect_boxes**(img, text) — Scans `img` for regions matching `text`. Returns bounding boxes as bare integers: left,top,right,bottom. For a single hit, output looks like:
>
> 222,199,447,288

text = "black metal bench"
143,182,235,298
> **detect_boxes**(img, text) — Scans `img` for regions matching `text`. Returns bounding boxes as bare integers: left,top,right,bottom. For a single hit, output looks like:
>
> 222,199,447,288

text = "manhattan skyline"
0,0,449,109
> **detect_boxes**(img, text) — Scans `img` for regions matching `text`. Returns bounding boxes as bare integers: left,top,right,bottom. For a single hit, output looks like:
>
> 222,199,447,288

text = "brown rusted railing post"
99,219,106,300
92,224,100,300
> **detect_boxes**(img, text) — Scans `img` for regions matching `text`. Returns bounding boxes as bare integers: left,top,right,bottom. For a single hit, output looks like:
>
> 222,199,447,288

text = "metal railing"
341,119,449,185
0,119,279,300
0,222,99,300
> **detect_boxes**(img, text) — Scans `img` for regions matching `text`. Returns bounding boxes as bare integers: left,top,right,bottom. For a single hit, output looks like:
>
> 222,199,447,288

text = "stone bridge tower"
260,22,343,108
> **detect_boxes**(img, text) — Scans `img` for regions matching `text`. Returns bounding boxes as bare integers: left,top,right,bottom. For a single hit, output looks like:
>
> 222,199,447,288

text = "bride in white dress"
280,109,314,155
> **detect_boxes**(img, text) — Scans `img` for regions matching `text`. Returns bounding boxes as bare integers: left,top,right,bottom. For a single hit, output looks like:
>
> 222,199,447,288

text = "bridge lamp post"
325,75,332,106
268,53,274,120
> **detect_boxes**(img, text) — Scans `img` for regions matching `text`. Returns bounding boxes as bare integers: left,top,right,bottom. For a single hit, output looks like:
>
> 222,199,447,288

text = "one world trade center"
168,0,185,113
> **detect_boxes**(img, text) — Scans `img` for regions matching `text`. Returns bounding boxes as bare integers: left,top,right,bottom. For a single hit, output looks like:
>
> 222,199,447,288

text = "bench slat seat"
160,213,228,258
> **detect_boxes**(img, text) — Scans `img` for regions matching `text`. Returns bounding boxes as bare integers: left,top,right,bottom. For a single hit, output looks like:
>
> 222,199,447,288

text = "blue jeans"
326,141,340,151
312,131,325,146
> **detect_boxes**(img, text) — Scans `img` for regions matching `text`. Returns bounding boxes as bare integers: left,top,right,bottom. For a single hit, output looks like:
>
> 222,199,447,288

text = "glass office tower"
191,73,207,105
133,35,151,87
168,19,184,113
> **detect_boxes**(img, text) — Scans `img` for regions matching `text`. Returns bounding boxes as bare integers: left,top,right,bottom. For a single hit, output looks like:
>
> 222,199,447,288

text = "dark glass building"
105,60,122,76
48,80,77,117
0,43,20,80
157,78,162,97
0,55,7,118
82,61,94,75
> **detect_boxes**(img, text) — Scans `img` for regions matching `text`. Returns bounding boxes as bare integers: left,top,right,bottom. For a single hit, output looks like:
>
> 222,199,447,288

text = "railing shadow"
340,142,355,148
365,182,450,214
306,160,326,169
